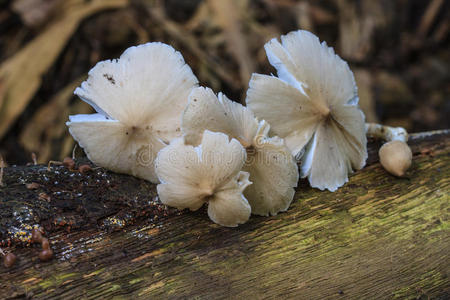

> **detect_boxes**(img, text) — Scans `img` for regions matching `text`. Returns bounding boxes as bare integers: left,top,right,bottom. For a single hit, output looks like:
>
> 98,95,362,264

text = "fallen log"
0,130,449,299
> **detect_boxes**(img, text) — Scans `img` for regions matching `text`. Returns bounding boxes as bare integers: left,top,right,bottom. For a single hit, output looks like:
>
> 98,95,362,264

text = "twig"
417,0,444,38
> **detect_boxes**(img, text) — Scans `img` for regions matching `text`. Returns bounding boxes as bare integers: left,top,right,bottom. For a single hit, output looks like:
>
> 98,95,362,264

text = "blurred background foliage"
0,0,448,165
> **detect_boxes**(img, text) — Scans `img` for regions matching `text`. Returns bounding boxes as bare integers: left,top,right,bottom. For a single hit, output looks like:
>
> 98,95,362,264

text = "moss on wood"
0,130,449,299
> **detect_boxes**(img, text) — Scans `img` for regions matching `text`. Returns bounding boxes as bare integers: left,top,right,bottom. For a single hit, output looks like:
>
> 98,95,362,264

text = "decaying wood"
0,130,449,299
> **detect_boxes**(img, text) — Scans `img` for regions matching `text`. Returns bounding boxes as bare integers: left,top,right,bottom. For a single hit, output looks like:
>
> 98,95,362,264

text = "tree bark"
0,130,449,299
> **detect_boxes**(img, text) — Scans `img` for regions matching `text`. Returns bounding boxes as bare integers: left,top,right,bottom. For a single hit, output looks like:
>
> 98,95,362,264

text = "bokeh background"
0,0,449,165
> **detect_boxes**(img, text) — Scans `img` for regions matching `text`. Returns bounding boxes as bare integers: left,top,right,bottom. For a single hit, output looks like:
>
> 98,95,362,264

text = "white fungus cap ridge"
182,87,259,147
155,130,252,227
66,42,198,183
182,87,299,216
246,30,367,192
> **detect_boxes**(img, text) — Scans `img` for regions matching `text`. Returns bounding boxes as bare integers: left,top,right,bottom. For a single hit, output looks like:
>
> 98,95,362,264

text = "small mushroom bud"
62,157,76,169
31,152,38,165
78,164,92,174
366,123,413,177
4,253,17,268
38,249,53,261
31,228,43,243
41,238,50,250
379,140,412,177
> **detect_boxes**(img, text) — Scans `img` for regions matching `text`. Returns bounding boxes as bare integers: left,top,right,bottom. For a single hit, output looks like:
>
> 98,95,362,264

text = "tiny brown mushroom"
4,253,17,268
78,164,92,174
62,157,76,170
41,238,50,250
38,249,53,261
31,228,43,243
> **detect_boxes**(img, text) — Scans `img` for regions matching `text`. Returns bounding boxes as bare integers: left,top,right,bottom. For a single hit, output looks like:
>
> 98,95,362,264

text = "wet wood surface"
0,130,449,299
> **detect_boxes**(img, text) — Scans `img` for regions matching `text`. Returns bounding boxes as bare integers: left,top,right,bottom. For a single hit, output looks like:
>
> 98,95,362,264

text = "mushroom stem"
237,137,252,149
365,123,412,177
199,184,215,197
365,123,408,142
47,160,63,171
72,144,78,160
315,101,331,118
31,152,37,165
0,156,4,187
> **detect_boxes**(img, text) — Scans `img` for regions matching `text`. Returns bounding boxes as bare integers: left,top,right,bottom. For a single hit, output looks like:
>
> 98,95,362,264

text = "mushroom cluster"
182,87,298,216
67,31,380,227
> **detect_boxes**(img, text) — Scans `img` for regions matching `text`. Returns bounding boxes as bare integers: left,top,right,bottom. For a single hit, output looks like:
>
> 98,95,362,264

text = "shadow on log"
0,130,449,299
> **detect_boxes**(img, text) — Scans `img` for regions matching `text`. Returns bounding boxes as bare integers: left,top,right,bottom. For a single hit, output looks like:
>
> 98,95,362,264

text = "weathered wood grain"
0,130,449,299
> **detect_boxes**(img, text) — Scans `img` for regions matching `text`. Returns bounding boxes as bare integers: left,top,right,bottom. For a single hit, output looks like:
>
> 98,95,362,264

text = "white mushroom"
155,130,251,227
182,87,299,216
66,43,198,183
246,30,367,192
366,123,412,177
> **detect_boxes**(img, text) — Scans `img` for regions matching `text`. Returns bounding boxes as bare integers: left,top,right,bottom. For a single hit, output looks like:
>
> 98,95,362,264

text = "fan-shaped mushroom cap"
155,130,251,227
182,87,298,216
246,30,367,192
67,43,198,182
182,87,259,147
